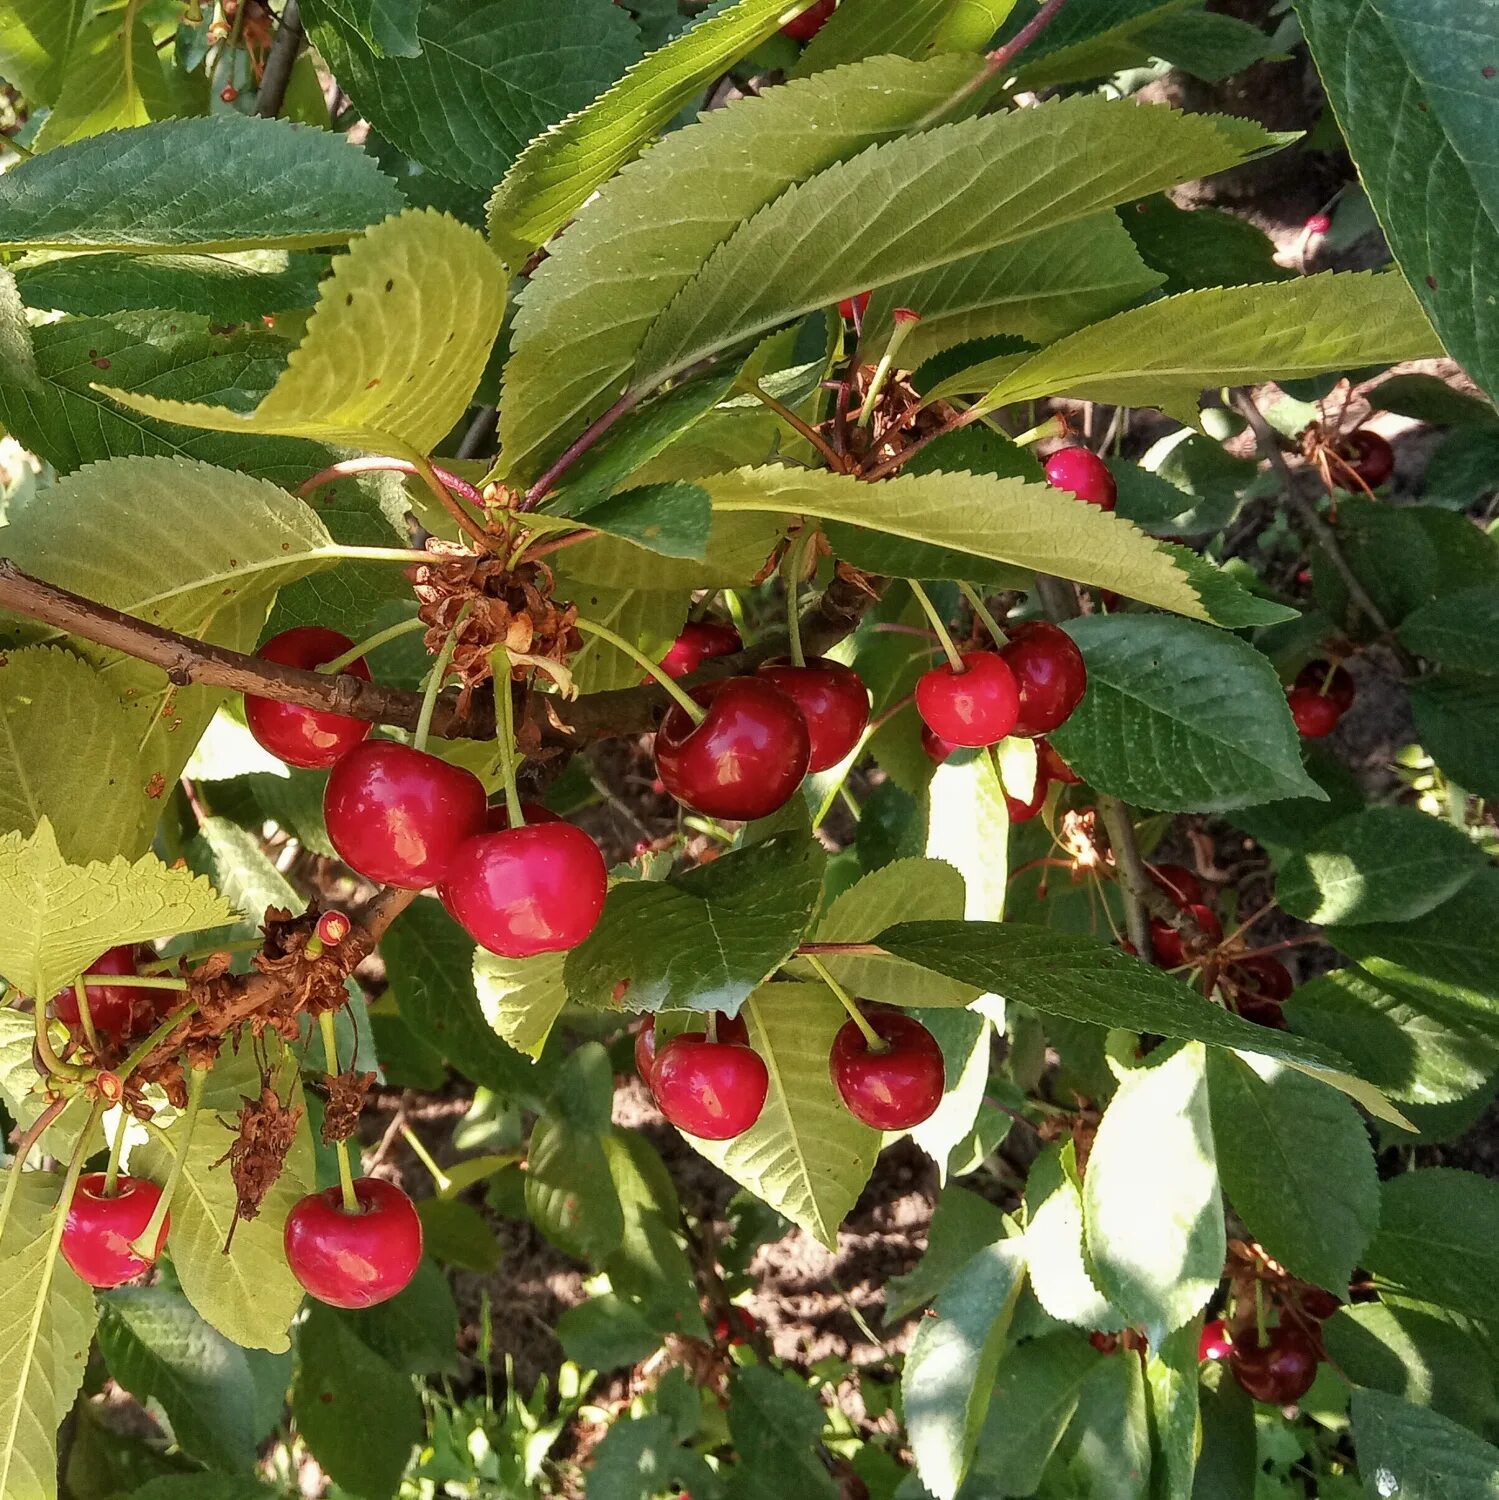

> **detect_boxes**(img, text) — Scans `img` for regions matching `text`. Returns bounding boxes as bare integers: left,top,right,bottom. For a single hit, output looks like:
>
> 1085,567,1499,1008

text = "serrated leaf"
1084,1044,1223,1341
590,1414,719,1500
1124,193,1289,296
301,0,640,191
31,9,168,151
472,948,569,1061
974,272,1439,422
1400,585,1499,670
1350,1389,1499,1500
1206,1050,1378,1289
1145,1321,1200,1500
563,585,682,694
314,0,423,57
489,0,822,263
0,0,85,107
726,1365,837,1500
0,268,38,394
564,833,825,1015
699,464,1208,617
1046,615,1323,810
1058,1352,1153,1498
792,0,992,75
1159,543,1300,628
1025,1139,1122,1330
0,117,402,253
526,1089,624,1262
1409,674,1499,800
0,819,236,1002
684,983,881,1247
902,1237,1027,1500
885,1183,1007,1322
0,1171,100,1500
103,209,506,455
1003,0,1194,88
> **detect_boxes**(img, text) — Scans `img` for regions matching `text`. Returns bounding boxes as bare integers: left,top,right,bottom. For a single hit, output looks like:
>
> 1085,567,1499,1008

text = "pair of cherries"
1142,862,1224,968
245,628,608,960
1200,1276,1337,1404
1286,659,1355,739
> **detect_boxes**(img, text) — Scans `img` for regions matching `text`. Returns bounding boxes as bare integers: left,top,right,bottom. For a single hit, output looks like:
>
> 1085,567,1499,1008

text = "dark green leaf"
1124,194,1290,295
590,1414,722,1500
1402,587,1499,671
1350,1389,1499,1500
1364,1169,1499,1321
1051,1352,1153,1498
338,1260,460,1378
884,1184,1008,1322
579,482,712,560
556,1295,662,1372
1375,374,1499,429
726,1366,837,1499
1410,674,1499,800
415,1198,500,1272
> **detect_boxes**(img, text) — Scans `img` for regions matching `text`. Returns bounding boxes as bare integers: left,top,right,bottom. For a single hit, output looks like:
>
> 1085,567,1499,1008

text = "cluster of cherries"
1285,658,1356,740
1199,1280,1338,1405
632,1005,944,1142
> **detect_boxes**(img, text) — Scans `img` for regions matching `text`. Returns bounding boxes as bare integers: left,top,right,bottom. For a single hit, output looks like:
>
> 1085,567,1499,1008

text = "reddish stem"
521,388,646,511
297,455,487,515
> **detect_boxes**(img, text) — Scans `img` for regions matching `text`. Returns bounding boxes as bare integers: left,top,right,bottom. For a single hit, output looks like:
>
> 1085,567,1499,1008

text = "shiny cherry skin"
480,799,560,832
1147,862,1203,908
838,291,871,322
1000,622,1088,737
62,1173,169,1288
636,1013,748,1087
1287,685,1344,739
657,620,743,680
654,677,811,822
782,0,834,40
1149,905,1222,968
283,1177,423,1309
439,822,608,959
757,657,870,772
829,1010,945,1130
714,1306,758,1346
1199,1319,1233,1362
1294,660,1355,713
244,627,372,769
651,1036,769,1140
1228,1324,1321,1405
324,741,486,889
915,651,1020,748
1006,767,1050,823
1037,739,1081,785
1338,429,1394,488
1043,447,1116,510
54,944,145,1038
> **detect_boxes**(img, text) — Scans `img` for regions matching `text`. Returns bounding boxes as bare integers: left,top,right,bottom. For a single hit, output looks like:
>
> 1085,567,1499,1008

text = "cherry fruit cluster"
1286,659,1355,739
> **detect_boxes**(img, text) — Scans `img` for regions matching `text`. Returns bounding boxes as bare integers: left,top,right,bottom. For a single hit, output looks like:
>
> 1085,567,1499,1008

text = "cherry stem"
958,581,1008,646
522,387,647,511
1095,795,1155,962
103,1106,130,1196
784,527,819,669
116,1000,200,1082
318,1011,360,1214
573,616,707,724
1253,1276,1268,1349
856,312,920,429
706,1013,719,1044
0,1094,71,1258
34,1099,107,1304
398,1123,452,1196
491,645,525,828
32,1003,85,1081
297,456,487,517
414,604,470,753
317,616,427,675
906,580,965,671
407,451,502,553
737,379,844,469
72,978,100,1055
131,1066,205,1258
803,955,887,1054
81,973,188,990
1009,413,1070,449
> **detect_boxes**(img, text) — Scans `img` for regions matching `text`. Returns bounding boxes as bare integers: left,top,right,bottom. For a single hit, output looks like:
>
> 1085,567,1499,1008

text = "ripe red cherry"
651,1035,769,1139
480,799,559,831
838,291,870,322
1037,739,1081,785
1235,955,1294,1002
1287,685,1344,739
1294,660,1355,713
1043,447,1116,510
1006,767,1050,823
829,1010,945,1130
1199,1319,1233,1362
244,627,372,769
1305,212,1332,236
756,657,870,772
1228,1324,1321,1405
915,651,1019,748
657,620,743,680
324,741,486,888
714,1306,758,1346
921,724,958,765
1337,428,1394,488
439,822,608,958
54,944,145,1038
62,1173,169,1288
283,1177,423,1309
1299,1287,1342,1320
782,0,834,40
1148,862,1203,908
1000,622,1088,737
635,1013,749,1087
1149,905,1222,968
654,677,811,821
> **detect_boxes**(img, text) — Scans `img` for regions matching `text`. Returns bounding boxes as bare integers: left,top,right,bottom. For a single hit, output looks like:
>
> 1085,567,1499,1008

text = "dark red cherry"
480,799,560,832
62,1173,169,1288
757,657,870,772
657,620,743,680
1337,429,1394,488
838,291,870,322
283,1177,423,1309
1000,622,1088,737
1149,905,1222,968
1037,739,1081,785
829,1010,944,1130
1199,1319,1233,1362
244,627,372,769
651,1036,769,1139
1287,685,1343,739
714,1306,758,1345
921,724,958,765
1043,447,1116,510
439,822,608,958
1235,955,1294,1003
1228,1323,1321,1405
1006,768,1050,823
1147,863,1203,908
782,0,834,40
324,741,486,888
654,677,811,822
1299,1287,1342,1321
54,944,145,1038
915,651,1019,748
1293,660,1355,713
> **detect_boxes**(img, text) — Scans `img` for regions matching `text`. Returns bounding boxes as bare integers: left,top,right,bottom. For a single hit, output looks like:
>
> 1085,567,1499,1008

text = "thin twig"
738,379,846,469
1095,796,1154,958
917,0,1072,125
254,0,303,118
521,389,646,511
297,456,487,516
456,406,498,461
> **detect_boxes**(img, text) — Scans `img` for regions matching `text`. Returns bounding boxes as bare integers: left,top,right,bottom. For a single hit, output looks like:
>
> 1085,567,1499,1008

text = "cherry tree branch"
254,0,304,119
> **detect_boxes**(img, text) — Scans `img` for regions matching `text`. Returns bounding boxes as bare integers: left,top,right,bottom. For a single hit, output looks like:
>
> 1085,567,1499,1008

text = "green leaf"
1025,1140,1122,1331
564,832,825,1015
924,744,1017,929
1350,1389,1499,1500
415,1198,500,1272
1054,1353,1153,1499
0,268,38,394
1046,615,1323,811
1084,1045,1223,1341
0,117,402,253
590,1414,720,1500
526,1110,624,1263
488,0,818,263
1124,194,1290,296
1400,585,1499,671
580,482,713,561
698,465,1210,618
1410,674,1499,800
1297,0,1499,406
0,819,235,1003
1003,0,1194,88
1206,1051,1378,1289
563,585,683,695
907,1009,994,1182
0,0,85,106
301,0,640,191
726,1365,836,1500
684,983,881,1247
885,1184,1008,1322
556,1295,661,1372
902,1238,1027,1500
30,10,169,151
313,0,423,57
1277,806,1485,926
1157,543,1300,629
0,1170,100,1500
473,948,570,1062
973,272,1438,422
103,209,506,455
1145,1321,1201,1500
793,0,995,75
291,1300,422,1499
1377,373,1499,429
97,1287,269,1472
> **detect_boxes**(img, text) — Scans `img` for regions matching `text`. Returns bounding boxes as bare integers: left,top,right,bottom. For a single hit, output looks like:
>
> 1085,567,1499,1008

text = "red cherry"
1037,739,1081,785
1293,660,1355,713
1006,768,1050,823
244,627,372,769
1000,622,1088,737
756,658,870,772
714,1306,758,1345
54,944,144,1038
1299,1287,1342,1320
1148,905,1222,968
439,822,608,958
1228,1324,1321,1405
481,800,560,831
636,1014,749,1087
283,1177,423,1309
915,651,1019,748
324,741,486,889
1089,1331,1121,1355
1147,862,1203,908
1234,955,1294,1003
1287,685,1343,739
654,677,811,821
651,1036,769,1139
838,291,870,322
829,1010,945,1130
62,1173,169,1288
1305,212,1332,235
782,0,834,40
920,724,957,765
1337,429,1394,488
1043,447,1116,510
1199,1319,1233,1362
657,620,743,680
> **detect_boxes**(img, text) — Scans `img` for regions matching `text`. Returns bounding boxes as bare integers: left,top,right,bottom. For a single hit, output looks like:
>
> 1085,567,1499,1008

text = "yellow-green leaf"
473,948,570,1061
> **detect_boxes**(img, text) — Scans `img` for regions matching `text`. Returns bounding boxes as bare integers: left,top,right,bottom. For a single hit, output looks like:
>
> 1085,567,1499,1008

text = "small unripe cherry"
1043,447,1116,510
